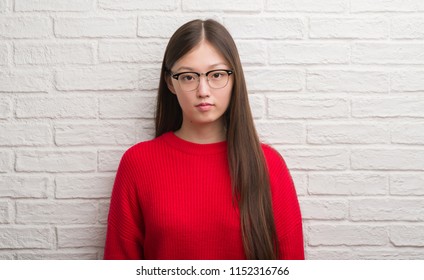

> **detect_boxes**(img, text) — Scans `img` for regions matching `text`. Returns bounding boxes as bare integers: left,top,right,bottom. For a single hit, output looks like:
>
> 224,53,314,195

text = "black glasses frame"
171,69,234,81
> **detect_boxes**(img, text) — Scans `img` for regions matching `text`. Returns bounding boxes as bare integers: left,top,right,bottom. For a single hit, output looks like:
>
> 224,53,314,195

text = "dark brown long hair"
155,19,279,259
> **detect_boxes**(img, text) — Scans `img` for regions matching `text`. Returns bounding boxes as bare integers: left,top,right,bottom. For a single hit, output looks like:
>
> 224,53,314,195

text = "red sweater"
104,132,304,260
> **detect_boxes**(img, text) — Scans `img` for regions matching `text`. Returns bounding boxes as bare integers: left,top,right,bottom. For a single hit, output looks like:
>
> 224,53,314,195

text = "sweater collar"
160,132,227,155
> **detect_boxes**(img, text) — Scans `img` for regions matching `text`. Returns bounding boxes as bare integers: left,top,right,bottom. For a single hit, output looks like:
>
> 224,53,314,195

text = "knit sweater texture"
104,132,304,260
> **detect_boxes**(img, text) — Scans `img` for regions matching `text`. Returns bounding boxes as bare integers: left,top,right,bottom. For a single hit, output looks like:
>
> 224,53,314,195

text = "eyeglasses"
171,69,234,92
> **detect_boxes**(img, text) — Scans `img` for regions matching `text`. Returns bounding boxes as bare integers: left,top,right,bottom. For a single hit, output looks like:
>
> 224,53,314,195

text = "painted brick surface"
0,98,11,119
1,1,423,260
0,43,7,65
15,0,94,12
0,176,49,198
0,17,51,38
0,69,50,92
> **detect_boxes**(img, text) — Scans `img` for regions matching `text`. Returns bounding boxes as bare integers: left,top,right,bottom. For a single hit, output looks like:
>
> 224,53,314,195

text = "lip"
195,102,214,111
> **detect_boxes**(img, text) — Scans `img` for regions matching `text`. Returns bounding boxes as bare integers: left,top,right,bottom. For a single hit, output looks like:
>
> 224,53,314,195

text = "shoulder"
261,143,287,168
260,143,293,183
120,133,169,164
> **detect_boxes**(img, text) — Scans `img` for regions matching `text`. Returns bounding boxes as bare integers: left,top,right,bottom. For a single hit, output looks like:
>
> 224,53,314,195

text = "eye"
209,71,226,80
179,73,197,82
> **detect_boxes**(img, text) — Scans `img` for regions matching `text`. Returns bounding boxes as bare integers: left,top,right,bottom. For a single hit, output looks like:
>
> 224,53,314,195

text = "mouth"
195,102,214,111
195,102,214,107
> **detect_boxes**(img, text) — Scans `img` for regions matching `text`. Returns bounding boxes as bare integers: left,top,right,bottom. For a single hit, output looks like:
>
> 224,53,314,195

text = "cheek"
174,92,192,110
222,87,233,107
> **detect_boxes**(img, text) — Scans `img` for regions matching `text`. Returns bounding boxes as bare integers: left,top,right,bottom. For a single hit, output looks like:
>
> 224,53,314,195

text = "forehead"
172,40,229,71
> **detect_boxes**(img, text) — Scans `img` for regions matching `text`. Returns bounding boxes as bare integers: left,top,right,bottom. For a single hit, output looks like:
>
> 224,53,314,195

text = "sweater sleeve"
262,145,305,260
104,149,144,260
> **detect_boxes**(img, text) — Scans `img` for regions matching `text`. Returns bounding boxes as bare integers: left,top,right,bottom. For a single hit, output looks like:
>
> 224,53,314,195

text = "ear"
166,75,176,94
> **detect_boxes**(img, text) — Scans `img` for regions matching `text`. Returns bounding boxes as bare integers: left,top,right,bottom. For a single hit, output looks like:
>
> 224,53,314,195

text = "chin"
192,115,224,124
194,118,219,125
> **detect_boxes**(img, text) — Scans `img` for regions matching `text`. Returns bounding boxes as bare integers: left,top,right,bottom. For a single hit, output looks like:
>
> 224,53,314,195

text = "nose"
196,75,210,98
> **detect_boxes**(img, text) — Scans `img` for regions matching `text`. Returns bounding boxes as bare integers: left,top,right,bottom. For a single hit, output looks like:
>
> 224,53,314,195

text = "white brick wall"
0,1,423,260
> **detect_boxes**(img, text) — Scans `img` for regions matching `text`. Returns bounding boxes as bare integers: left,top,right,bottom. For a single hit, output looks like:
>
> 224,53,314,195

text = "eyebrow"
174,63,229,72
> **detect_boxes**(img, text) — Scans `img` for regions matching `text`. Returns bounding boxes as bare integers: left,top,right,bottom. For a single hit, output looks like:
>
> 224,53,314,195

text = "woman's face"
167,40,233,128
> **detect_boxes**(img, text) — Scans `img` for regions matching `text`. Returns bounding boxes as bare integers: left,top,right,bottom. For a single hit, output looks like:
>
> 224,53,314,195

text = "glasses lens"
175,70,231,91
207,70,229,89
178,73,198,91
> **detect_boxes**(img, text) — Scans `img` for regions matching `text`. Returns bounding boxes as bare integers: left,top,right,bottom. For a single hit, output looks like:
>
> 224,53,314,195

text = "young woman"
104,19,304,260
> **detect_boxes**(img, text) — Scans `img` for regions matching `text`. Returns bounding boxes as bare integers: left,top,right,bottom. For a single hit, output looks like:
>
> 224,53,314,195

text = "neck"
175,119,226,144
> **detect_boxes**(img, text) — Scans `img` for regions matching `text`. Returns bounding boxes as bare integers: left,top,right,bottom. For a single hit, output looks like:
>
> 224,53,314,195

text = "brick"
98,40,166,63
309,173,388,195
55,122,136,146
235,40,267,65
277,148,349,171
17,250,98,260
307,123,389,144
350,199,424,221
99,0,176,10
98,249,104,259
391,71,424,92
134,119,154,138
309,18,388,39
0,150,13,173
55,17,136,38
55,175,114,199
0,69,50,92
99,95,155,119
0,123,52,146
307,70,388,93
16,151,97,172
99,201,110,224
224,17,303,39
0,0,6,12
183,0,261,12
14,42,94,65
351,0,424,12
0,17,51,38
56,67,138,91
0,227,53,249
392,17,424,39
299,199,347,220
352,98,424,118
352,149,424,171
308,224,387,246
292,173,307,196
135,121,154,143
0,98,11,119
248,94,265,119
15,0,93,11
0,253,14,260
256,121,303,144
138,15,203,38
138,67,161,90
0,43,7,65
352,43,424,64
390,174,424,196
269,43,349,65
306,249,354,260
0,201,10,223
266,0,347,12
307,249,424,260
58,226,106,248
268,97,348,119
0,175,49,198
16,201,97,224
244,69,303,92
98,149,125,172
392,123,424,144
16,97,97,119
390,226,424,246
